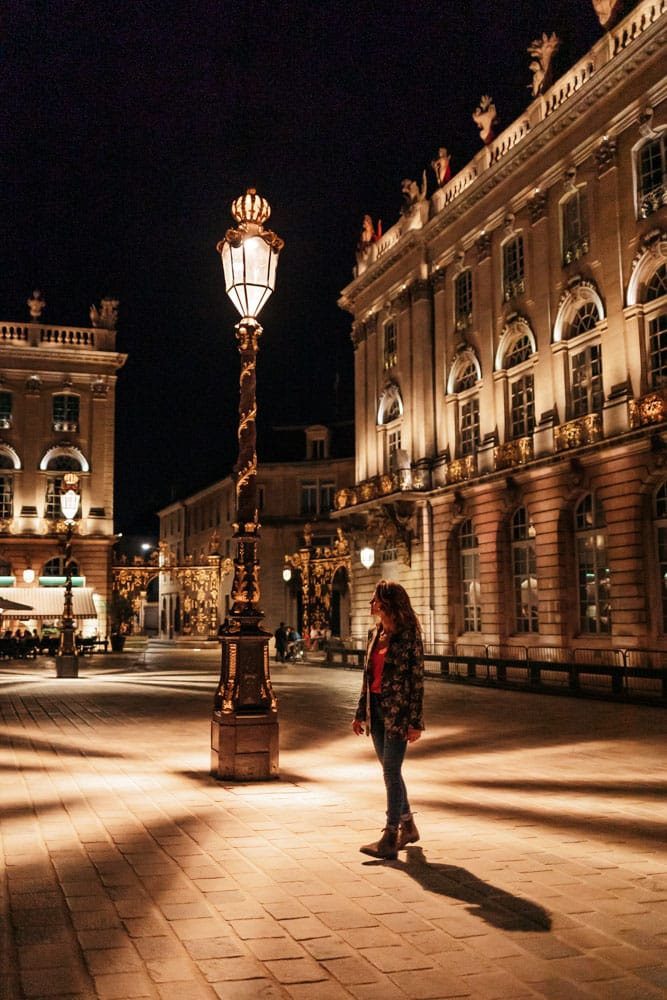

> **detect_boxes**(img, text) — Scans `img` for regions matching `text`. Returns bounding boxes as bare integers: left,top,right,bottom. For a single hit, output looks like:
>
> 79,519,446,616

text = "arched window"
448,349,481,457
497,319,536,442
575,494,611,634
646,263,667,389
459,519,481,633
554,281,605,419
511,507,538,633
377,384,404,472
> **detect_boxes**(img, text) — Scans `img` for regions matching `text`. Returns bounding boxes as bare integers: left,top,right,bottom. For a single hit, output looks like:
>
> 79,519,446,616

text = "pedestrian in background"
352,580,424,859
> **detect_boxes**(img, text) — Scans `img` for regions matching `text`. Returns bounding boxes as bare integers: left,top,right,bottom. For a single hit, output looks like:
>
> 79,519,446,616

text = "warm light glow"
221,233,279,319
22,568,35,584
60,473,80,522
282,567,292,582
360,546,375,569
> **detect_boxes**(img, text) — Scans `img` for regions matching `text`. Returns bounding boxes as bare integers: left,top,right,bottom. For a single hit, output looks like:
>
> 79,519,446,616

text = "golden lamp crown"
231,189,271,227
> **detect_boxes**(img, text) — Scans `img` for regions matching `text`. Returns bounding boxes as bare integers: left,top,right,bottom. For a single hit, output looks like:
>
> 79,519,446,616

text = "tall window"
378,384,404,474
502,234,525,301
44,457,82,520
0,475,12,519
454,270,473,331
575,494,611,634
647,265,667,388
637,133,667,219
383,320,397,370
561,187,589,265
507,335,535,439
572,344,604,417
511,507,538,633
52,393,80,432
320,481,335,513
460,519,481,633
0,392,12,430
301,481,317,516
450,350,481,457
655,482,667,633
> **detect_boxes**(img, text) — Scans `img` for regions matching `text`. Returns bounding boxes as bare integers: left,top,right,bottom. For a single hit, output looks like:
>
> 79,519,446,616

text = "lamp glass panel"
60,490,80,521
360,546,375,569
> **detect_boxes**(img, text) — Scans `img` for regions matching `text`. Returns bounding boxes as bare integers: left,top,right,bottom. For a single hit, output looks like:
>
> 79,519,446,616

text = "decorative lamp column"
211,189,284,781
56,472,80,678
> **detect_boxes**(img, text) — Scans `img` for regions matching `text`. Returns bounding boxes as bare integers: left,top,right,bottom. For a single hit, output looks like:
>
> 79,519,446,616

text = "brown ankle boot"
360,824,399,860
397,814,420,849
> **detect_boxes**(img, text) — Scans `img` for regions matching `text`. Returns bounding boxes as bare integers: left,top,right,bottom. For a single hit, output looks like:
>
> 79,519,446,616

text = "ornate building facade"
0,294,126,637
157,424,354,640
335,0,667,660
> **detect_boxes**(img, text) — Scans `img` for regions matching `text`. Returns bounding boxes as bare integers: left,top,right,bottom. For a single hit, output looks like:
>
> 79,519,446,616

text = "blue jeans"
370,692,410,826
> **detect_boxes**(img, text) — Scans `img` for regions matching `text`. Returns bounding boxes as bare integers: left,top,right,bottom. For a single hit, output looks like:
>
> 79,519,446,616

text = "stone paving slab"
1,650,667,999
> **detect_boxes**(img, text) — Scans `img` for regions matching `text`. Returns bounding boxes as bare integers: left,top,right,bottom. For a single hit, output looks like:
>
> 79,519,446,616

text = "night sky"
1,0,603,537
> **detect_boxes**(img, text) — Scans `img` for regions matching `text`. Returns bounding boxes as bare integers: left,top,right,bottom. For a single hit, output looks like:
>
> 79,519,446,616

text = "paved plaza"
1,643,667,1000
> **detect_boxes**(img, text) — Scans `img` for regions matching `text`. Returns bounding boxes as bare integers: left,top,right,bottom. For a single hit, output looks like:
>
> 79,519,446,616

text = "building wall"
158,437,354,639
337,0,667,650
0,302,126,636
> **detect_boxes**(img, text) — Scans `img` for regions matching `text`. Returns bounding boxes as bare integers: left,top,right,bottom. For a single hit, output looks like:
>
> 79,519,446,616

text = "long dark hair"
373,580,421,636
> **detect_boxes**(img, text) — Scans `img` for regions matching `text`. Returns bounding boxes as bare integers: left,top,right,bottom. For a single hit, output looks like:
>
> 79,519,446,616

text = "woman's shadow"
390,846,551,932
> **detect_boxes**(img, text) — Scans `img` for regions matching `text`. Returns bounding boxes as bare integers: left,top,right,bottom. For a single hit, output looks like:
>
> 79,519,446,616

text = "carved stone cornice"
395,288,411,311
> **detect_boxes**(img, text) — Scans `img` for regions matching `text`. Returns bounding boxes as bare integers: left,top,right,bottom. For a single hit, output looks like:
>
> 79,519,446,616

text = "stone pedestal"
211,711,279,781
56,655,79,678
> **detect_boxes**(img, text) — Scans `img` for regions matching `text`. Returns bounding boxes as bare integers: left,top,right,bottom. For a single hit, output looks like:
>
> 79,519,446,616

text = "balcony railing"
629,388,667,428
554,413,602,451
494,436,534,470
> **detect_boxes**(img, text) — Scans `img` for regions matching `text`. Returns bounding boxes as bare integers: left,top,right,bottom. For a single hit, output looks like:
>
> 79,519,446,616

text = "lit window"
383,320,397,370
52,393,80,433
649,315,667,388
575,494,611,634
460,398,480,456
510,375,535,438
460,519,481,633
637,133,667,219
0,475,12,519
512,507,538,633
502,234,525,301
569,301,600,338
454,270,473,331
45,474,82,521
0,393,12,430
571,344,604,417
561,187,589,265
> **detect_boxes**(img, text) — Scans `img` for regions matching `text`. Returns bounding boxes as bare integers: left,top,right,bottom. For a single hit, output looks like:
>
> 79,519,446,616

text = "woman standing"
352,580,425,860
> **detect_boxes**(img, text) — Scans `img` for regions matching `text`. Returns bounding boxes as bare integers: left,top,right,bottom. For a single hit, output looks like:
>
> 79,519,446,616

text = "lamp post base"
56,654,79,679
210,710,279,781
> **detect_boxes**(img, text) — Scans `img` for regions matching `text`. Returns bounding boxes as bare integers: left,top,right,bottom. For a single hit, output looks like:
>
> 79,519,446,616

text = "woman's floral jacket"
354,624,425,739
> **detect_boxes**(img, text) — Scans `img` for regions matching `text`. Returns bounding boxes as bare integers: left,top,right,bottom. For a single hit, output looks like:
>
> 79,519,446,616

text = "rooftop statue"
27,289,45,320
400,171,427,215
358,213,381,249
90,297,119,330
431,148,451,187
591,0,624,28
473,95,498,145
528,32,560,97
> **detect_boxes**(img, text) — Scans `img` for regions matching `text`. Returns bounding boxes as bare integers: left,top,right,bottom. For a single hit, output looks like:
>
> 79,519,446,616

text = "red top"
370,642,387,693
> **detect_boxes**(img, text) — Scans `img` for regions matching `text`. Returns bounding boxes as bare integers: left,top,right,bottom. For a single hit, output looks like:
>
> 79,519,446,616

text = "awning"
0,587,98,619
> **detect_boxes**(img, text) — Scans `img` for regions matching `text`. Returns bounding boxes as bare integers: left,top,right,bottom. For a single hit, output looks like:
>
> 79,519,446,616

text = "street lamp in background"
211,189,284,781
56,472,80,678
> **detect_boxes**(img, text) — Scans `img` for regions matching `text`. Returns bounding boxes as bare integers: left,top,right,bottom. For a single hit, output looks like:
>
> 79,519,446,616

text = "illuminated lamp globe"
360,546,375,569
282,567,292,583
60,473,80,522
217,189,283,321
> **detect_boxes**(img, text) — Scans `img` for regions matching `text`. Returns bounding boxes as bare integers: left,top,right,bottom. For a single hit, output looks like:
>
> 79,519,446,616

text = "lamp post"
56,472,80,678
210,189,284,781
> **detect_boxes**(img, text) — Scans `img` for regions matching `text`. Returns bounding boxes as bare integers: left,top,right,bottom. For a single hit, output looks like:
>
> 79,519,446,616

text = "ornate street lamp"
211,189,284,781
56,472,80,678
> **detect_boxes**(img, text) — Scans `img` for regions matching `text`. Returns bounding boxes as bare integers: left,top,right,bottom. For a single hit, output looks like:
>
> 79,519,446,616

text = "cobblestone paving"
1,647,666,999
